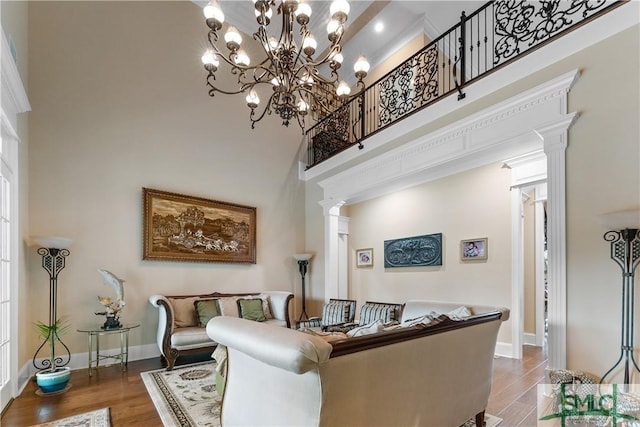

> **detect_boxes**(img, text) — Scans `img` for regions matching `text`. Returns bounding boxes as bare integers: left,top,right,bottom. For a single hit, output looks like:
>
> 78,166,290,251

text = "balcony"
305,0,625,169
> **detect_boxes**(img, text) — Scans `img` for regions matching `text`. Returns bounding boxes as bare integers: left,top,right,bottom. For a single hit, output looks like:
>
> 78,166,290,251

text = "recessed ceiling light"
374,22,384,33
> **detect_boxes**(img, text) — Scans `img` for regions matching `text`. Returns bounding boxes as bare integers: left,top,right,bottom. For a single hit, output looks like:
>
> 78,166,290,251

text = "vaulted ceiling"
194,1,485,80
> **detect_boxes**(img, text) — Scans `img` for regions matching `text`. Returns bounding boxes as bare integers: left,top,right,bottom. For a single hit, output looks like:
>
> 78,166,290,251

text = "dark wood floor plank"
2,347,547,426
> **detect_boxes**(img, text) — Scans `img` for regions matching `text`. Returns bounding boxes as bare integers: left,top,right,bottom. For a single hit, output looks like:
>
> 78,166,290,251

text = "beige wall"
304,23,639,378
25,1,304,365
565,24,639,381
346,162,513,343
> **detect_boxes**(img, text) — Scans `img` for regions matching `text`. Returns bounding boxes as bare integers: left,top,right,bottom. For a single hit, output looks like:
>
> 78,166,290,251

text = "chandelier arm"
207,35,274,79
302,43,344,70
249,91,278,127
300,65,340,86
206,79,255,96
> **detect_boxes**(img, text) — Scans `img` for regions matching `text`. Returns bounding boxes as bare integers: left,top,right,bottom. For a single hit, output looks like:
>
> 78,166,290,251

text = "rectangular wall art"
143,188,256,263
383,233,442,268
460,238,488,261
356,248,374,267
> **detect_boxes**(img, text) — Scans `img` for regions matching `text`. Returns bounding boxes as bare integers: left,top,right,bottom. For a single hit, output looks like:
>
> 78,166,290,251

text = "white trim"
495,342,514,359
1,29,31,129
510,187,524,360
337,216,350,300
0,25,29,414
535,184,548,348
539,119,574,371
503,151,549,359
321,201,344,302
524,333,538,347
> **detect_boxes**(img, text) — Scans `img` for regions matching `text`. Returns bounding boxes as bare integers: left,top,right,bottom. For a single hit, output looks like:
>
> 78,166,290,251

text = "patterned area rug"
29,408,111,427
141,361,221,427
141,361,501,427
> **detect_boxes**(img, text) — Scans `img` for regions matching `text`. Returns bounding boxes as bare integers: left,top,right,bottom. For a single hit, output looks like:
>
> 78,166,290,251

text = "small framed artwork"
461,238,488,261
356,248,374,267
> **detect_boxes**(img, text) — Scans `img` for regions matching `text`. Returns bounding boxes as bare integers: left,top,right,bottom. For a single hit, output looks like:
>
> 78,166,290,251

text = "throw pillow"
359,304,395,325
447,305,472,320
168,297,199,327
194,299,220,327
217,297,240,317
401,311,440,327
243,294,273,319
238,298,266,322
347,319,384,337
299,328,349,343
321,301,351,326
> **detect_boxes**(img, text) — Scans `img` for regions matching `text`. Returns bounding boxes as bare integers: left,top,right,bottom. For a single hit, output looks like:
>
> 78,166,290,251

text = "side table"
77,324,140,376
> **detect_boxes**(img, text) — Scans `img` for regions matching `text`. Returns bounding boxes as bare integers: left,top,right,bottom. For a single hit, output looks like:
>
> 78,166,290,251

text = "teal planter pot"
36,367,71,394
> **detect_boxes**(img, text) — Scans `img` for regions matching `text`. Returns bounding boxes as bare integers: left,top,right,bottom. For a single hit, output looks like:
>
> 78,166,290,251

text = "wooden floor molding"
1,346,547,426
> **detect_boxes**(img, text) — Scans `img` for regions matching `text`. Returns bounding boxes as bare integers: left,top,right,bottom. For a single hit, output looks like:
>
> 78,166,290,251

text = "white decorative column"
537,114,577,370
535,184,548,348
511,187,525,359
337,216,350,299
320,200,345,301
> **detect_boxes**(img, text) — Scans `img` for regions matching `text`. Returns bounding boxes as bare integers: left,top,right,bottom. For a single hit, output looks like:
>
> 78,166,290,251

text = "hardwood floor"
2,346,547,426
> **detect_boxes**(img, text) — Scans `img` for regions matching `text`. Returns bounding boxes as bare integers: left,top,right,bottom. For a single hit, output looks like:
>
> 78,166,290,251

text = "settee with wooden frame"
149,291,293,370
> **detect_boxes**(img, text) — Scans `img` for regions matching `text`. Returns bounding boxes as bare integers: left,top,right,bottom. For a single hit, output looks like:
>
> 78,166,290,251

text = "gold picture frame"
143,188,256,263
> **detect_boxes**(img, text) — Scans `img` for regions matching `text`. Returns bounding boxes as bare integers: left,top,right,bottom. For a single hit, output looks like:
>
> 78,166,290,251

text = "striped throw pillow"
321,301,351,326
359,303,395,325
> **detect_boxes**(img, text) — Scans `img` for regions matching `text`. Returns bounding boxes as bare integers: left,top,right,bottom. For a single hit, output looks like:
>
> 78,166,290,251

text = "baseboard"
17,343,161,396
524,333,538,346
495,341,513,358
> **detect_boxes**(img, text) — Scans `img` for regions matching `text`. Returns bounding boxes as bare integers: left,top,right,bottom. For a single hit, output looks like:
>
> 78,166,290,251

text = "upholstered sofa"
207,300,509,427
149,291,293,370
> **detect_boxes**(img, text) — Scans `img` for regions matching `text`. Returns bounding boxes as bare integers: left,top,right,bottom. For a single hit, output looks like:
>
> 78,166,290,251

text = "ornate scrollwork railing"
305,0,624,168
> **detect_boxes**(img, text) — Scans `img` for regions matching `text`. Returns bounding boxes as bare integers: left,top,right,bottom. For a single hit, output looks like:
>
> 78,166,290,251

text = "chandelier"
200,0,370,130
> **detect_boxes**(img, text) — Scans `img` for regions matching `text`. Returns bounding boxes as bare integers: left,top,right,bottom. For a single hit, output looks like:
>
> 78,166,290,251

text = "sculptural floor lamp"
599,228,640,387
294,254,313,321
31,236,73,371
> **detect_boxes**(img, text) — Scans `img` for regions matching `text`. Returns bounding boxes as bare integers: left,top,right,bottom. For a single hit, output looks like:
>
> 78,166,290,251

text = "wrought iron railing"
306,0,624,168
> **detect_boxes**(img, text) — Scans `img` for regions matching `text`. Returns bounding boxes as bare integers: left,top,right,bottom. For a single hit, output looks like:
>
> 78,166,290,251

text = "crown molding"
1,28,31,133
316,69,579,206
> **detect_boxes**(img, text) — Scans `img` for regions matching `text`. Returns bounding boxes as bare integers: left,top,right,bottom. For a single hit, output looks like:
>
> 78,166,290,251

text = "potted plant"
34,317,71,394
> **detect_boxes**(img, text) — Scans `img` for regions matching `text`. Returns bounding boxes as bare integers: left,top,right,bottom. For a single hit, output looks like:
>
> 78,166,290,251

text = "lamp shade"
293,253,313,262
29,236,74,249
595,209,640,230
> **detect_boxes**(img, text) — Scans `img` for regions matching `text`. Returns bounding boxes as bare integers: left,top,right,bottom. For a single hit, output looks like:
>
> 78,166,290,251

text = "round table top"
77,323,140,333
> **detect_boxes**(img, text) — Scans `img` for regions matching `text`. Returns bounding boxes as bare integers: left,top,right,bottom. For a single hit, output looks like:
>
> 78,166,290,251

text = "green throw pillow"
195,299,220,327
238,298,266,322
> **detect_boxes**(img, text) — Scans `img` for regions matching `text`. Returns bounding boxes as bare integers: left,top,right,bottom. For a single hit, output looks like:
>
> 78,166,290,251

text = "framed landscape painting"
143,188,256,263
